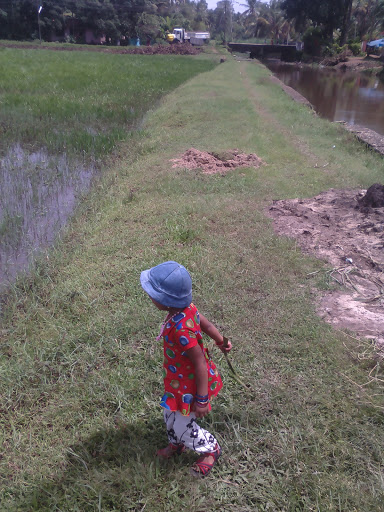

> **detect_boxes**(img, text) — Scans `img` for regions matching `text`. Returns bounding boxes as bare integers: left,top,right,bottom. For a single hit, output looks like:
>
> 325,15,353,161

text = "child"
140,260,232,477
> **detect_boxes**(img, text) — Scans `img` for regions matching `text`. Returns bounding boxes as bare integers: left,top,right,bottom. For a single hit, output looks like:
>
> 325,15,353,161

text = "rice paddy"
0,47,216,289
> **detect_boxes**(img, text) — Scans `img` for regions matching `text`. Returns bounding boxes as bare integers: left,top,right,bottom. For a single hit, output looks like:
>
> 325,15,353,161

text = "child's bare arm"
199,313,232,353
186,345,210,418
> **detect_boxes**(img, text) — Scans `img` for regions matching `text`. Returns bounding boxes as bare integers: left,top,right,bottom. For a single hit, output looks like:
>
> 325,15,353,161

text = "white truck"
167,28,210,46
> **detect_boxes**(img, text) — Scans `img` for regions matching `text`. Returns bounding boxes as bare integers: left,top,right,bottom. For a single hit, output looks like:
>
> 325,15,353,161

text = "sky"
205,0,247,13
205,0,269,14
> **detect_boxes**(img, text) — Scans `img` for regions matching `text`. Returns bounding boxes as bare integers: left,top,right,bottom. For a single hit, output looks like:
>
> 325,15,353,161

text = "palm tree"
263,1,285,42
241,0,261,17
353,0,384,40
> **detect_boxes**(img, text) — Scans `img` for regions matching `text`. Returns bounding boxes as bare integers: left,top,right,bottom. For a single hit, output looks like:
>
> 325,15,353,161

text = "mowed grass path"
1,55,384,511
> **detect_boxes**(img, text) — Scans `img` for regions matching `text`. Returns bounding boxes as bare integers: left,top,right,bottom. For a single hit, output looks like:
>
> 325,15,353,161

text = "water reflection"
265,61,384,136
0,145,98,291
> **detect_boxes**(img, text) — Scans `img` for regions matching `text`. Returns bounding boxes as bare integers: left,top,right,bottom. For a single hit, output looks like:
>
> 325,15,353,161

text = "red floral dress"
159,303,223,416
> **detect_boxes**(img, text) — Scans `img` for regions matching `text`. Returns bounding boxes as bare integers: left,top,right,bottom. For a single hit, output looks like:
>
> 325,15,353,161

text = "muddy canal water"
266,61,384,136
0,146,97,294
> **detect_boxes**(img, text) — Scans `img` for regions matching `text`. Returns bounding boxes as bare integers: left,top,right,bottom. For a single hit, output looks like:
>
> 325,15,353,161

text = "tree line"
0,0,383,52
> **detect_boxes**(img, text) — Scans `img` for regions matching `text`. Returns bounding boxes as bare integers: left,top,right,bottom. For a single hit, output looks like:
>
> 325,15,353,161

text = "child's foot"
157,443,185,459
190,444,221,477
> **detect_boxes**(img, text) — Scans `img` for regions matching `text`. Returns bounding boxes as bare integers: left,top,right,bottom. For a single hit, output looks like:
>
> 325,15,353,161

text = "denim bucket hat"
140,261,192,308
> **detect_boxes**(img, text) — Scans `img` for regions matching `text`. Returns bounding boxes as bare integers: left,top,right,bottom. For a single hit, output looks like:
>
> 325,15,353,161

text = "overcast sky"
206,0,246,12
205,0,266,14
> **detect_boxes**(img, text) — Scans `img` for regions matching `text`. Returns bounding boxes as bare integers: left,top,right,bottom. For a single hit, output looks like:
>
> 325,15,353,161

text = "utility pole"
10,0,14,38
223,0,227,44
38,5,42,43
223,0,233,44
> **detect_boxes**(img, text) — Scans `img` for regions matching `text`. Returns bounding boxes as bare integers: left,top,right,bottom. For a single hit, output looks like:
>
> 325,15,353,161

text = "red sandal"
190,443,222,477
156,443,186,459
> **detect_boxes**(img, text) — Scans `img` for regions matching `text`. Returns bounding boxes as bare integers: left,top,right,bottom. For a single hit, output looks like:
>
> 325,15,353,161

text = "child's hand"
193,402,210,418
217,338,232,353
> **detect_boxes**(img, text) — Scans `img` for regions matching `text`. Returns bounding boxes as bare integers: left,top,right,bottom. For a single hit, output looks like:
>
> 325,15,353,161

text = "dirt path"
268,188,384,352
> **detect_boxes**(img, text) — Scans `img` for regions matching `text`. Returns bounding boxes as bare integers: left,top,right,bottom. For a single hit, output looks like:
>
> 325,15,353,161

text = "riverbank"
322,54,383,72
1,53,384,511
264,55,384,147
268,71,384,156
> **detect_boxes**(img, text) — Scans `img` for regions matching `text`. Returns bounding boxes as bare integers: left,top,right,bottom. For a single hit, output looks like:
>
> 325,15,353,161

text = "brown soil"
268,188,384,351
358,183,384,208
0,42,201,55
170,148,265,174
332,55,382,71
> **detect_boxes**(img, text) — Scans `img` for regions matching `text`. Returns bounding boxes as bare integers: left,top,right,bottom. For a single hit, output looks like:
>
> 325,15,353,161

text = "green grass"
1,52,384,511
0,47,216,158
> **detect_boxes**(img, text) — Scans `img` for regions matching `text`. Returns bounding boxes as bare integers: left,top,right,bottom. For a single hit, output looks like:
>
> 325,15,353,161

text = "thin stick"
222,337,249,390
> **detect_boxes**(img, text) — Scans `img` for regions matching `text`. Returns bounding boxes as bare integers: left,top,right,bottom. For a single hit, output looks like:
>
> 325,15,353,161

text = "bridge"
227,43,300,62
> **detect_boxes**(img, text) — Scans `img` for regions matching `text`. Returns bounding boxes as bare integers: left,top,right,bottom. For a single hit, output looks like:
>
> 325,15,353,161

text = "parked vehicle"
166,28,210,46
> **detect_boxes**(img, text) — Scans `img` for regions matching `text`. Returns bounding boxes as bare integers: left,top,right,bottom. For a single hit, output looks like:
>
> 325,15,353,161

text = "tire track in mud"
238,60,329,167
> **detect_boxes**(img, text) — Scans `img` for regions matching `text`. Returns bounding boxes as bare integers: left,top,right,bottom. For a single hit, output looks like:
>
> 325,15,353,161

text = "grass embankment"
1,53,384,511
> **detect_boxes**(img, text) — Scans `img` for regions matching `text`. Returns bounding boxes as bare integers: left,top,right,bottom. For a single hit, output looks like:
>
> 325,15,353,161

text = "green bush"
323,43,350,57
348,42,361,56
302,26,328,56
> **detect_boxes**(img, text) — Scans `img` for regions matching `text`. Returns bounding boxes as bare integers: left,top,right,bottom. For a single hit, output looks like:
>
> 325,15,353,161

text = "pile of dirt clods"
268,185,384,353
171,148,265,174
0,42,202,55
358,183,384,210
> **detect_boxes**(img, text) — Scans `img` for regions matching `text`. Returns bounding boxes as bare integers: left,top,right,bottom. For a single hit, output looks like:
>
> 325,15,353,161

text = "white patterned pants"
163,410,219,454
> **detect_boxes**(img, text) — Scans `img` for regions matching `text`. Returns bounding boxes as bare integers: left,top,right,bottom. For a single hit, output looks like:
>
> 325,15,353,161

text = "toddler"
140,260,232,477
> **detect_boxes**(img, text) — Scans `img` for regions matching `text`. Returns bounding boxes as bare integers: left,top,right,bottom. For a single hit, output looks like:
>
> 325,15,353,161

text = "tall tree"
352,0,384,39
241,0,260,17
193,0,209,30
211,0,234,42
282,0,349,41
340,0,353,44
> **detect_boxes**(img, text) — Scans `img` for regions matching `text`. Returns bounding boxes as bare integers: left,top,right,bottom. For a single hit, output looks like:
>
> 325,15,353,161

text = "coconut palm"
259,0,285,42
241,0,261,17
352,0,384,40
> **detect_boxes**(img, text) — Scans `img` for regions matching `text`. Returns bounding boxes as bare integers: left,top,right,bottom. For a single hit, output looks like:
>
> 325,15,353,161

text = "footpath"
2,55,384,511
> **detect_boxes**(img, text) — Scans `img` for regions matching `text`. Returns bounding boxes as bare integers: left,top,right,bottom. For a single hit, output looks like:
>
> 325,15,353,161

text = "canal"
265,60,384,136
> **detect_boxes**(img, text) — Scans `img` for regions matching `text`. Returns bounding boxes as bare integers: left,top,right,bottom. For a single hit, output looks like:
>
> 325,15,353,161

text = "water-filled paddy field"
0,47,216,292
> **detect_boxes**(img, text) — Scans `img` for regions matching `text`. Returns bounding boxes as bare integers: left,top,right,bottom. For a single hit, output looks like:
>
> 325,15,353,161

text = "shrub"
348,42,361,56
302,27,328,57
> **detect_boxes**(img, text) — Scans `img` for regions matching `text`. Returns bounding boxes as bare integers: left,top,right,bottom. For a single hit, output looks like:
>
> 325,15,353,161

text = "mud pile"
171,148,265,174
122,43,201,55
0,42,201,55
268,187,384,351
358,183,384,209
